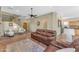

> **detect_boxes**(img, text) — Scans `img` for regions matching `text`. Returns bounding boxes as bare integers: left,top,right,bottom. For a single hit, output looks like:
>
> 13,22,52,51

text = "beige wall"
29,13,51,31
0,11,4,36
29,12,61,36
0,12,62,36
0,22,4,36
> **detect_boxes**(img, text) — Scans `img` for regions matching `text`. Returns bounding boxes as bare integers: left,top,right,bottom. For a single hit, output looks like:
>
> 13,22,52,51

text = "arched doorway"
23,22,28,31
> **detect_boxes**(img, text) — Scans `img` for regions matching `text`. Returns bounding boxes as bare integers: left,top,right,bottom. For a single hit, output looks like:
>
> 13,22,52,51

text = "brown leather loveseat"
44,40,71,52
71,38,79,52
31,29,56,46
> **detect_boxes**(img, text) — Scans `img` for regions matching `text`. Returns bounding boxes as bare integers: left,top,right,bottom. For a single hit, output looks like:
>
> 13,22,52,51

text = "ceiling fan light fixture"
29,8,37,18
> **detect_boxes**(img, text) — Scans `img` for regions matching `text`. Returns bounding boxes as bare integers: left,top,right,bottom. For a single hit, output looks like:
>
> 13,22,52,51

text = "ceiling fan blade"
28,8,38,18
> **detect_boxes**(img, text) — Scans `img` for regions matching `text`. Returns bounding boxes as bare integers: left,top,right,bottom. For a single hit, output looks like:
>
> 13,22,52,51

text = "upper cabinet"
69,21,79,28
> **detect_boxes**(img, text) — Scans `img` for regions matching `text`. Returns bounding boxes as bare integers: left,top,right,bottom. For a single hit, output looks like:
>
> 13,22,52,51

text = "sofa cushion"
36,29,45,32
36,31,55,37
45,29,56,34
44,45,59,52
47,37,55,41
45,33,55,37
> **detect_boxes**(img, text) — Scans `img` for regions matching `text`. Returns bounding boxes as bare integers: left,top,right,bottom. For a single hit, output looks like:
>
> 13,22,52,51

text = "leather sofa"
44,44,60,52
71,39,79,52
44,40,71,52
31,29,56,46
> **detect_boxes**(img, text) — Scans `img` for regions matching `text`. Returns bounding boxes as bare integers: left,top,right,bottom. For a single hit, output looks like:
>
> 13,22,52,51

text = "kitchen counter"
75,29,79,36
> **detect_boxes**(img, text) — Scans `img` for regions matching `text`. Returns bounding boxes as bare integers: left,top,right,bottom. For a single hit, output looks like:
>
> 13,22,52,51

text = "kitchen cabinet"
75,29,79,36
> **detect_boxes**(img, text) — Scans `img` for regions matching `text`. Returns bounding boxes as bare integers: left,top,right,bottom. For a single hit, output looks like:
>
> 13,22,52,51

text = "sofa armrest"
51,40,71,49
47,37,56,41
57,41,71,48
51,42,64,49
44,45,60,52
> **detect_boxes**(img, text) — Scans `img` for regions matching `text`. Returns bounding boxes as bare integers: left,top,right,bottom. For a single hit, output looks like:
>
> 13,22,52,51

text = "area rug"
6,39,45,52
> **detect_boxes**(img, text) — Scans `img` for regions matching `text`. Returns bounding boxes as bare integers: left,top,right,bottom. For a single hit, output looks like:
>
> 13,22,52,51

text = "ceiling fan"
29,8,37,18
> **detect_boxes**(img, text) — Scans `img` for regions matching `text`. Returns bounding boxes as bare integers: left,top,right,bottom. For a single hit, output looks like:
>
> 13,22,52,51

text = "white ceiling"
2,6,79,19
